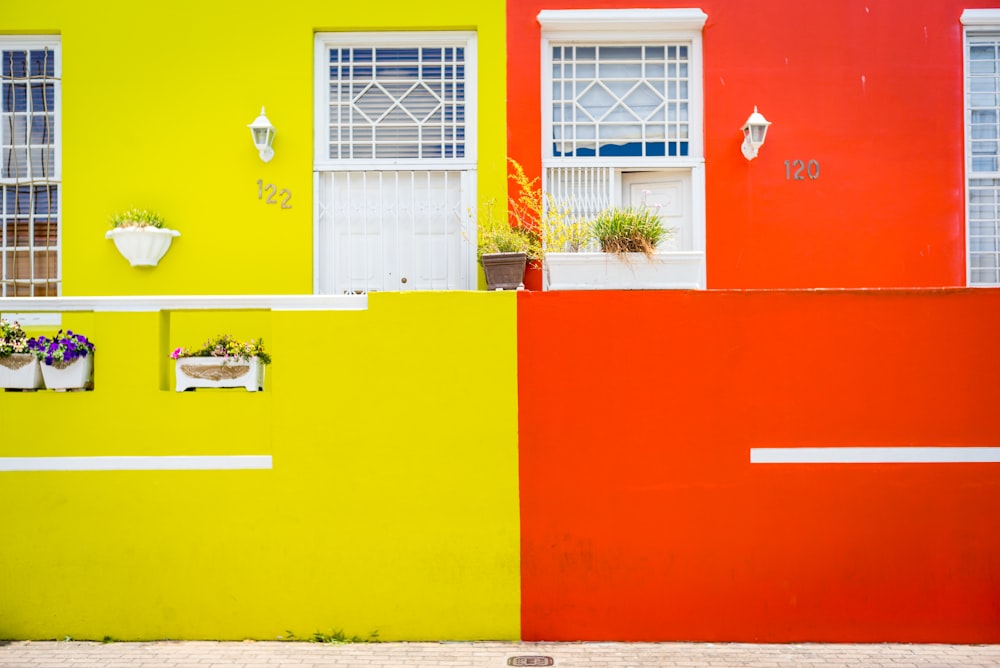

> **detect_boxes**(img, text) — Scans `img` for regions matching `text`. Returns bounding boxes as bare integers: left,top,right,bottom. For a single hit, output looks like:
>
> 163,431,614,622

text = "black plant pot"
481,252,527,291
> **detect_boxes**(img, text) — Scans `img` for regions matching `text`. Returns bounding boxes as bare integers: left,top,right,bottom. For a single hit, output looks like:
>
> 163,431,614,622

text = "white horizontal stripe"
0,455,272,472
0,294,366,312
751,447,1000,464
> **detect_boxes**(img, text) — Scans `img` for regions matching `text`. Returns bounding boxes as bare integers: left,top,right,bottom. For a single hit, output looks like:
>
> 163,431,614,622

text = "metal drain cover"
507,657,554,667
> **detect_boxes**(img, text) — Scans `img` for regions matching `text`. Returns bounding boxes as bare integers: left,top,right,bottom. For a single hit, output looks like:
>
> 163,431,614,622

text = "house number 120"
784,160,820,180
257,179,292,209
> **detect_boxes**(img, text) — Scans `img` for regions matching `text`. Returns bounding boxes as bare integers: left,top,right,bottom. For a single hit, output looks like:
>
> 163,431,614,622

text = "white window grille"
544,166,613,220
963,11,1000,286
551,44,690,159
315,32,477,294
1,37,59,297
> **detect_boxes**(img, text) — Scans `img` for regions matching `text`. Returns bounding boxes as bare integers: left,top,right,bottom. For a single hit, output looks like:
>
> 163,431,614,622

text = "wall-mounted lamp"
248,106,276,163
740,106,771,160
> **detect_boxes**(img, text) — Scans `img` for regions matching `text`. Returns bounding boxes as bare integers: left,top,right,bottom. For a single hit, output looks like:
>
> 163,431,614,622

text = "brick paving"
1,641,998,668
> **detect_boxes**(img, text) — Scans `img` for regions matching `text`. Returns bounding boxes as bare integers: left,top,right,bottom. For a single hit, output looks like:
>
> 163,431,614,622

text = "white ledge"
962,9,1000,26
0,294,367,313
538,8,708,33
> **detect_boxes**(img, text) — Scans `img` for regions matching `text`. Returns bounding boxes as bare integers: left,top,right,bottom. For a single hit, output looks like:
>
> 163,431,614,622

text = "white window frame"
313,31,478,172
0,35,61,297
962,9,1000,286
538,9,707,267
312,31,478,293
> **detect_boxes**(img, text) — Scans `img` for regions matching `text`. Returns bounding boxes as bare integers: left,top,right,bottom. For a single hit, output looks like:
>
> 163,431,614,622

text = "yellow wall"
0,1,507,295
0,293,520,640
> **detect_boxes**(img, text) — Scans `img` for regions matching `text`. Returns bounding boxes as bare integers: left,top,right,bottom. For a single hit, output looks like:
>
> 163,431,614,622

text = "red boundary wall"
517,289,1000,642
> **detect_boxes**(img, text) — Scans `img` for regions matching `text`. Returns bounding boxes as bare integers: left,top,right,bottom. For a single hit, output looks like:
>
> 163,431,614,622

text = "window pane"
550,40,690,157
325,44,466,160
1,43,60,296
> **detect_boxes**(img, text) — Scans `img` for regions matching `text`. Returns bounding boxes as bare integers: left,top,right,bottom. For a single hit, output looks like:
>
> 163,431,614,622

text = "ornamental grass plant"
592,206,671,258
475,197,541,263
170,334,272,365
109,207,166,229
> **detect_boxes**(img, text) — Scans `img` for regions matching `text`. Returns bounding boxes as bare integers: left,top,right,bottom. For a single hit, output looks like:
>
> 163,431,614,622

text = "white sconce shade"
248,106,276,163
740,106,771,160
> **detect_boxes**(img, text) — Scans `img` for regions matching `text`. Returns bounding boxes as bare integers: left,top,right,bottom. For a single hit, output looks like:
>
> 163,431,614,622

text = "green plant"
507,158,592,254
0,318,30,358
282,628,380,644
110,207,166,229
170,334,272,365
475,197,540,263
592,205,670,258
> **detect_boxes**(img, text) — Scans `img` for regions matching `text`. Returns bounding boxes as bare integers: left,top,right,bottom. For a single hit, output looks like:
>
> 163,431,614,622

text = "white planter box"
39,355,94,390
106,227,180,267
543,251,705,290
175,356,265,392
0,353,43,390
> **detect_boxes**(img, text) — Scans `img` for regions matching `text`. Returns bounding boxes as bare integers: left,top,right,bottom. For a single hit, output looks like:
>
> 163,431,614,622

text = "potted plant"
28,329,96,391
539,189,701,291
0,318,43,390
106,207,180,267
476,197,540,291
171,334,271,392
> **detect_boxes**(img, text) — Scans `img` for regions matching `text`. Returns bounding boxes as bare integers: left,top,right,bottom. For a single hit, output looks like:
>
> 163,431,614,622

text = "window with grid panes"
964,11,1000,286
314,33,477,294
1,38,59,297
539,9,706,265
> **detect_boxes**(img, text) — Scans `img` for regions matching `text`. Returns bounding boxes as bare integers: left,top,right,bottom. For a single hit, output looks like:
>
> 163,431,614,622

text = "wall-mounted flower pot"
0,353,43,390
39,355,94,391
106,227,180,267
175,357,265,392
543,251,705,290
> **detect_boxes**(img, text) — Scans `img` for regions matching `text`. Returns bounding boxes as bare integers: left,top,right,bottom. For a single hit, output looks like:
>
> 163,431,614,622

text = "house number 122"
257,179,292,209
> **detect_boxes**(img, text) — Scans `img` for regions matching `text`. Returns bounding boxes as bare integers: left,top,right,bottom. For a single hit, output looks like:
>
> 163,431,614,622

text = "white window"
963,10,1000,286
1,37,60,297
314,32,477,294
539,9,706,285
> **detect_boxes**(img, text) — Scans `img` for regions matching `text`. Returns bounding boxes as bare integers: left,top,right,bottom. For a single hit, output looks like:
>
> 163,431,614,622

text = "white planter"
39,355,94,390
0,353,43,390
175,356,265,392
106,227,180,267
543,251,705,290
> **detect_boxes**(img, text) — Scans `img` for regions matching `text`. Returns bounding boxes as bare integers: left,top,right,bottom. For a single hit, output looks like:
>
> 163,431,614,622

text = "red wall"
507,0,1000,288
517,289,1000,642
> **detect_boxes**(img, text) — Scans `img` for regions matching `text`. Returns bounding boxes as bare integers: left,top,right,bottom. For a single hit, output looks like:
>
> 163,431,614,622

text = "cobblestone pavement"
1,640,998,668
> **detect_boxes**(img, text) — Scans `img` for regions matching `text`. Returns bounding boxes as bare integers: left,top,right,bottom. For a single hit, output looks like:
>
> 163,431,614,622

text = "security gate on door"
316,170,474,294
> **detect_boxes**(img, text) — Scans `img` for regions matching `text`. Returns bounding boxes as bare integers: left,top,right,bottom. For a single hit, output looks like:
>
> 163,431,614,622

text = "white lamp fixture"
248,106,276,163
740,106,771,160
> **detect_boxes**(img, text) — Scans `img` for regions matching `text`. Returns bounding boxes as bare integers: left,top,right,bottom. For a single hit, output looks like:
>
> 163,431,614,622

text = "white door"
317,171,472,294
622,171,692,251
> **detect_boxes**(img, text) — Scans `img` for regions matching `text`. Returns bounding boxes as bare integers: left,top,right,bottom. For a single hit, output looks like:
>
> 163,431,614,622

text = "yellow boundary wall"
0,292,520,640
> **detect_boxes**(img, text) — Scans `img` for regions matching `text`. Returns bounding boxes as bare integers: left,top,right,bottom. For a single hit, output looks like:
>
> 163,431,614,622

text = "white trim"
961,9,1000,26
962,16,1000,286
0,455,273,472
750,447,1000,464
0,294,367,312
537,9,707,36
